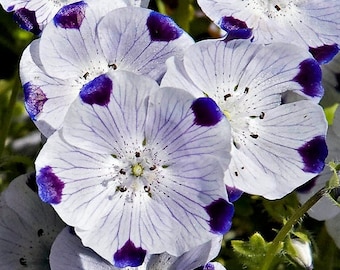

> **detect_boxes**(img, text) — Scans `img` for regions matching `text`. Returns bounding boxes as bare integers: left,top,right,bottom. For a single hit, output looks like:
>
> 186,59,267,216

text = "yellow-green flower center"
132,163,144,177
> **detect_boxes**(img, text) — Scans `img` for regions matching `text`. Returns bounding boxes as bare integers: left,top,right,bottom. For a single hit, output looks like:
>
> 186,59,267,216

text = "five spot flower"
197,0,340,63
161,39,328,199
20,3,194,137
0,0,150,34
35,71,234,267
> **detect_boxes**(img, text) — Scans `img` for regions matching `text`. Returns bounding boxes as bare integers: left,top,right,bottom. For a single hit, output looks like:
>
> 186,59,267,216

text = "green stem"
261,187,329,270
0,75,21,158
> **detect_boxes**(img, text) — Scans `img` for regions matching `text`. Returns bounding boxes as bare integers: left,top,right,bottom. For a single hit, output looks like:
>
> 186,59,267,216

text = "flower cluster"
0,0,339,269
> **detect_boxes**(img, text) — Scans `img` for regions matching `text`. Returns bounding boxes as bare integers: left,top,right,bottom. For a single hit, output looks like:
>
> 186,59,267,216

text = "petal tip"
36,166,64,204
54,2,87,29
23,82,48,120
113,239,146,268
191,97,224,126
298,136,328,174
79,74,112,106
205,198,234,234
293,58,324,98
147,11,183,42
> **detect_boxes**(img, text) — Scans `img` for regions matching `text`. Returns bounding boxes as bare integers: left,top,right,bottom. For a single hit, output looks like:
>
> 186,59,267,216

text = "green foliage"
232,233,283,269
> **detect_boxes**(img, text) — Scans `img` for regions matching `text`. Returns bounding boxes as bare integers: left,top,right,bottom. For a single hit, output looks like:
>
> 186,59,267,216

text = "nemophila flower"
297,106,340,221
0,0,150,34
35,71,233,267
161,39,328,199
20,4,194,137
197,0,340,63
50,228,226,269
0,173,65,269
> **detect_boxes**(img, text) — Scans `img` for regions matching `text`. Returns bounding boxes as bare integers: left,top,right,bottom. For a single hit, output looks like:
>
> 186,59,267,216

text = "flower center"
132,163,144,177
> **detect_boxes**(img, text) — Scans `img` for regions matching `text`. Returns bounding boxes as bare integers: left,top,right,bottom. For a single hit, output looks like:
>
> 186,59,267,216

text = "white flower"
161,39,328,199
0,173,65,269
197,0,340,53
35,71,233,267
0,0,150,34
50,228,226,270
20,4,194,137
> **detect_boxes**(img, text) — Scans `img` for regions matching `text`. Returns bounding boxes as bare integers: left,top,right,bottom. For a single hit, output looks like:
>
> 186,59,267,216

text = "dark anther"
135,152,141,158
224,93,231,101
83,72,89,79
250,133,259,139
244,87,249,94
108,63,118,70
149,165,156,171
19,258,27,266
259,112,265,119
144,186,151,192
37,228,44,237
119,169,126,175
234,171,239,176
274,5,281,11
234,85,238,91
119,186,127,192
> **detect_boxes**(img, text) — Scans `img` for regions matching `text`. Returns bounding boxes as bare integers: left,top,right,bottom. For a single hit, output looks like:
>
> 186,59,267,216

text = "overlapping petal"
35,71,232,266
0,0,148,33
297,106,340,220
197,0,340,50
20,4,194,137
161,39,328,199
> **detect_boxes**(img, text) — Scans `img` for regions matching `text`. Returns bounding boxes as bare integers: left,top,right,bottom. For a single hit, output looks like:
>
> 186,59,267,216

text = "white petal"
226,100,327,199
97,7,194,81
197,0,340,48
20,39,78,137
63,71,158,155
0,174,64,269
50,227,121,270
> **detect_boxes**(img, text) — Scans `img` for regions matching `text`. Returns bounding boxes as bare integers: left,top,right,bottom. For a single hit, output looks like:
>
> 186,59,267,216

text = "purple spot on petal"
7,5,15,12
226,185,243,202
298,136,328,174
219,16,252,41
36,166,64,204
13,8,41,35
203,262,215,270
191,97,224,126
296,176,317,194
293,58,323,98
23,82,48,120
54,1,87,29
113,239,146,267
309,44,339,65
147,11,183,41
205,198,234,234
80,74,112,106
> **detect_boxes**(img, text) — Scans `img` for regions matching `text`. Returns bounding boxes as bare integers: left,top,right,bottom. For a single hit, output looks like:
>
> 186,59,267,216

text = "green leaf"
232,233,282,270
